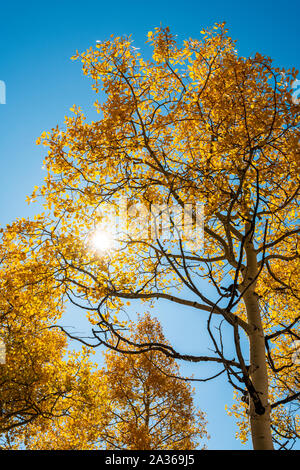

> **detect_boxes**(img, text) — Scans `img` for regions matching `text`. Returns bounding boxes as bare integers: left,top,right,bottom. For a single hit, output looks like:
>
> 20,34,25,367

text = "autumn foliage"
101,314,208,450
1,23,299,449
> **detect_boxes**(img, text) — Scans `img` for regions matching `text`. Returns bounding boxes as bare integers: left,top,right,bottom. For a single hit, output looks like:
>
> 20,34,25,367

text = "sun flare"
89,228,113,253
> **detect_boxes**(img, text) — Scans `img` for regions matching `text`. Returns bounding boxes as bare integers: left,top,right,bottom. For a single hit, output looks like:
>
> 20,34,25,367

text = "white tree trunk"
243,238,274,450
244,291,274,450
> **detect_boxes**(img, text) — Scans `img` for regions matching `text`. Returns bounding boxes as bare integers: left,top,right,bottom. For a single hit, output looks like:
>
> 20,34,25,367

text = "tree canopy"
1,23,299,450
26,313,208,450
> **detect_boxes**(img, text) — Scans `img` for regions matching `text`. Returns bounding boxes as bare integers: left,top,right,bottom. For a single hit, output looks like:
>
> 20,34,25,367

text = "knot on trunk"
254,403,265,415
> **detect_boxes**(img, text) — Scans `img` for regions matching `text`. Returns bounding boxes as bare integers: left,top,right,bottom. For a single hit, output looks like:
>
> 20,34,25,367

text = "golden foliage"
1,23,299,448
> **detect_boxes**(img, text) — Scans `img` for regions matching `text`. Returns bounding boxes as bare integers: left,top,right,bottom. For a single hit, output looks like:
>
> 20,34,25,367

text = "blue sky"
0,0,299,450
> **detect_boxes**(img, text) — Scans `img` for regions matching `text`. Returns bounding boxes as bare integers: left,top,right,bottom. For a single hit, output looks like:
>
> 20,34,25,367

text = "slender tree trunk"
243,239,274,450
244,291,274,449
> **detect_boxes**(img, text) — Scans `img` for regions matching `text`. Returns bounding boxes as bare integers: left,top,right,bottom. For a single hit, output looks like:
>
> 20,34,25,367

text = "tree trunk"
243,239,274,450
244,291,274,449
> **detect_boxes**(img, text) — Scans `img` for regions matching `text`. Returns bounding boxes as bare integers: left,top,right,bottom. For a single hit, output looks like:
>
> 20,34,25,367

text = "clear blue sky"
0,0,299,450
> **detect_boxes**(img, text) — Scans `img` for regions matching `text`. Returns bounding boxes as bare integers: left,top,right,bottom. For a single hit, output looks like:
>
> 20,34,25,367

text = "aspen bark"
243,239,274,450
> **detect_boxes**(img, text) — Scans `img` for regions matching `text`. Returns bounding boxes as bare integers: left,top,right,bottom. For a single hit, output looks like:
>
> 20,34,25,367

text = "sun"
89,228,114,253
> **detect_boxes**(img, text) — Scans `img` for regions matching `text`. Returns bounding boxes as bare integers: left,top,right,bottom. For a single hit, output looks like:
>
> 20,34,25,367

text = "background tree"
100,313,208,450
6,23,300,449
27,313,208,450
0,229,109,449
